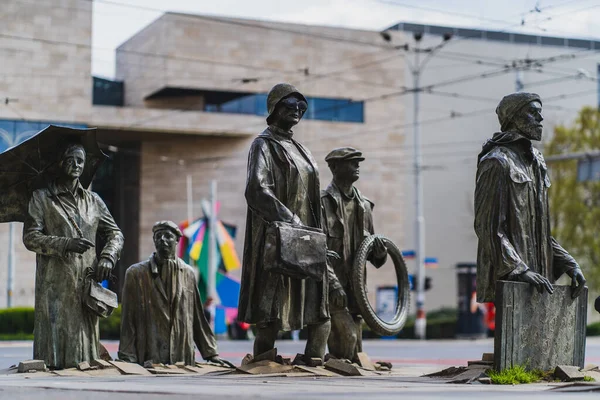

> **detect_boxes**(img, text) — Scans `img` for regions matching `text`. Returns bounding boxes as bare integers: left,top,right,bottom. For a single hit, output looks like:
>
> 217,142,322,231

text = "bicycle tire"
351,234,410,336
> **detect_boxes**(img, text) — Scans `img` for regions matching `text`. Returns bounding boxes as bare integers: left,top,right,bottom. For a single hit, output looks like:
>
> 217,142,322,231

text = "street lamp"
382,29,451,339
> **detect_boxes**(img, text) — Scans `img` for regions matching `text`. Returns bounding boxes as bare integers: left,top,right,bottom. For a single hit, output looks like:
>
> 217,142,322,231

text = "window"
93,77,124,106
204,92,364,123
577,157,600,182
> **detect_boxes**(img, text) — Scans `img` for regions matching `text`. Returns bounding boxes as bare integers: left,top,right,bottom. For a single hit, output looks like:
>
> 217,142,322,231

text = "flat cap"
152,220,183,239
325,147,365,163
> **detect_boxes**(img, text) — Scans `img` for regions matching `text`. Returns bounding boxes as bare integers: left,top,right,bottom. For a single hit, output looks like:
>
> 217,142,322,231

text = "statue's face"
153,229,178,259
273,96,307,127
60,148,86,180
513,101,543,141
332,159,361,183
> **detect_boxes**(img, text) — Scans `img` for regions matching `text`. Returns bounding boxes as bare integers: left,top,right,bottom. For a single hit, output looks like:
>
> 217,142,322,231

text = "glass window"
0,120,16,152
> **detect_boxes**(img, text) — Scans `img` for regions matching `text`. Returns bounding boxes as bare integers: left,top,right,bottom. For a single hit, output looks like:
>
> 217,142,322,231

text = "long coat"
118,255,218,365
474,132,578,302
23,181,123,369
321,183,385,314
238,126,336,331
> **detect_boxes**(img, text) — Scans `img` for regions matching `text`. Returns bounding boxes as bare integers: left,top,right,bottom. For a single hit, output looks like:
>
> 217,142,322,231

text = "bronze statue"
118,221,233,367
238,83,340,361
23,143,124,369
321,148,387,361
474,92,586,302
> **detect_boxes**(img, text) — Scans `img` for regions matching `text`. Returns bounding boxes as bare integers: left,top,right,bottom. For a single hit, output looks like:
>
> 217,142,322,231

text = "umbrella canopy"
0,125,106,222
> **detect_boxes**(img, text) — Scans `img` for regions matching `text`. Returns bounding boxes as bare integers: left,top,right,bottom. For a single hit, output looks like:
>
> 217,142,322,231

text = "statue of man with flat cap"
321,147,387,362
118,221,233,367
474,93,586,303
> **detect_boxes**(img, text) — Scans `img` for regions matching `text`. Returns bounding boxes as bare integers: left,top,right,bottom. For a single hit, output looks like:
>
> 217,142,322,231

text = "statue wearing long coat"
238,126,338,331
23,181,123,369
474,132,578,302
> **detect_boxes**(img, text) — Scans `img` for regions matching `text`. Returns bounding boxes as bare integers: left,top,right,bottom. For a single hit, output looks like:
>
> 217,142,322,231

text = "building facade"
0,1,406,309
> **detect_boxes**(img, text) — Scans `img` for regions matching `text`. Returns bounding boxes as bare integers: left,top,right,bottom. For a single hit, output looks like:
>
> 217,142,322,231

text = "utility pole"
407,31,452,340
7,222,15,308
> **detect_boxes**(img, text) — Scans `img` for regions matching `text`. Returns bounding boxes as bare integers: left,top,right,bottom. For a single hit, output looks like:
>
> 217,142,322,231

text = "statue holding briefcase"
238,83,342,362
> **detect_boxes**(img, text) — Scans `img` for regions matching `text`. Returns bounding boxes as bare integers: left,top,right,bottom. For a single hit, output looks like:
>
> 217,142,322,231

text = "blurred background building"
0,0,598,326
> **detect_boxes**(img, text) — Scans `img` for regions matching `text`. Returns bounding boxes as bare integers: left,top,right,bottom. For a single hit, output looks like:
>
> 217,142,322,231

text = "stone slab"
109,361,153,376
357,353,375,371
77,361,91,371
555,365,585,381
494,281,587,372
90,359,112,369
237,360,295,375
17,360,45,373
324,359,361,376
293,365,341,377
52,369,91,377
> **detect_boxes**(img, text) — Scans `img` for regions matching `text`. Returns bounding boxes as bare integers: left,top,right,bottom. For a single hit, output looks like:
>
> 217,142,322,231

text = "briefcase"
83,278,118,318
263,221,327,281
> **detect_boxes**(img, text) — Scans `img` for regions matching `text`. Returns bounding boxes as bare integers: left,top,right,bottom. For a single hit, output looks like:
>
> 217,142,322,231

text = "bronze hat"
325,147,365,163
266,83,308,124
152,220,183,239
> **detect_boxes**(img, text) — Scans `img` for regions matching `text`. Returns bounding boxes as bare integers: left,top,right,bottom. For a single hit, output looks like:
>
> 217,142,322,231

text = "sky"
92,0,600,78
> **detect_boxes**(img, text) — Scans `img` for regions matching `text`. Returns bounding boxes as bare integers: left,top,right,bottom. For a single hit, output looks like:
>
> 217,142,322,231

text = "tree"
546,107,600,288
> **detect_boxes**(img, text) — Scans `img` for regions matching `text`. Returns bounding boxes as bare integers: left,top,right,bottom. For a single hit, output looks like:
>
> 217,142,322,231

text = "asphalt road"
2,337,600,368
1,339,600,399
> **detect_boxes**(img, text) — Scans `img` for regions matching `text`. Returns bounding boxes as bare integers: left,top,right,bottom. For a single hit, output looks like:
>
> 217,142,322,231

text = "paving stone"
181,366,204,374
252,348,277,363
90,359,112,369
478,377,492,384
424,366,468,378
357,352,375,371
237,360,295,375
293,365,340,377
495,281,587,371
555,365,585,381
449,366,488,384
482,353,494,362
305,357,323,367
175,362,186,368
109,360,153,376
17,360,45,373
52,368,91,377
582,364,599,372
77,361,91,371
324,359,361,376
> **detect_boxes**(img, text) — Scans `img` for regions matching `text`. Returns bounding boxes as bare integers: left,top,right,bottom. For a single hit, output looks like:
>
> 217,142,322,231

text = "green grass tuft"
488,365,544,385
583,376,595,382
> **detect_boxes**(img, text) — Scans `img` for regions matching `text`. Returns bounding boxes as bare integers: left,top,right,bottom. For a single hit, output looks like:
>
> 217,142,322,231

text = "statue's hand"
66,237,95,254
330,287,347,309
326,250,340,262
518,270,554,295
372,237,388,264
207,356,235,368
568,268,586,299
96,257,113,282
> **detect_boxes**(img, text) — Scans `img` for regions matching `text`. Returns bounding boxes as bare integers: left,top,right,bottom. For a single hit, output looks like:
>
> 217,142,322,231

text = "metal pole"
413,42,427,340
207,180,218,329
186,174,193,224
7,222,15,308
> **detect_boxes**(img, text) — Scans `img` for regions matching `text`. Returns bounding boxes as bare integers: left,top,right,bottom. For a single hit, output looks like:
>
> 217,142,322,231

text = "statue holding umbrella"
0,125,124,369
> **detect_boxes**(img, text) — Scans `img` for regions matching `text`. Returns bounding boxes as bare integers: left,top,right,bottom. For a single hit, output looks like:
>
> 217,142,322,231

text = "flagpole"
207,180,218,330
186,174,193,224
7,222,15,308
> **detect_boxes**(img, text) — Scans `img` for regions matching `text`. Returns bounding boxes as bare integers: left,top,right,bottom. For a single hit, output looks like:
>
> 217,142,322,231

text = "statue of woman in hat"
238,83,342,362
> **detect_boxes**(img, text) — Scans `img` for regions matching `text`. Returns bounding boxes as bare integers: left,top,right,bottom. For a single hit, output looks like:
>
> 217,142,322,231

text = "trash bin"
455,263,486,338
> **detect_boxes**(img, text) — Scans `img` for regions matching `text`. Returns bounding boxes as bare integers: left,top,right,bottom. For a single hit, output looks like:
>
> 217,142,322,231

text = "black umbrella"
0,125,107,223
